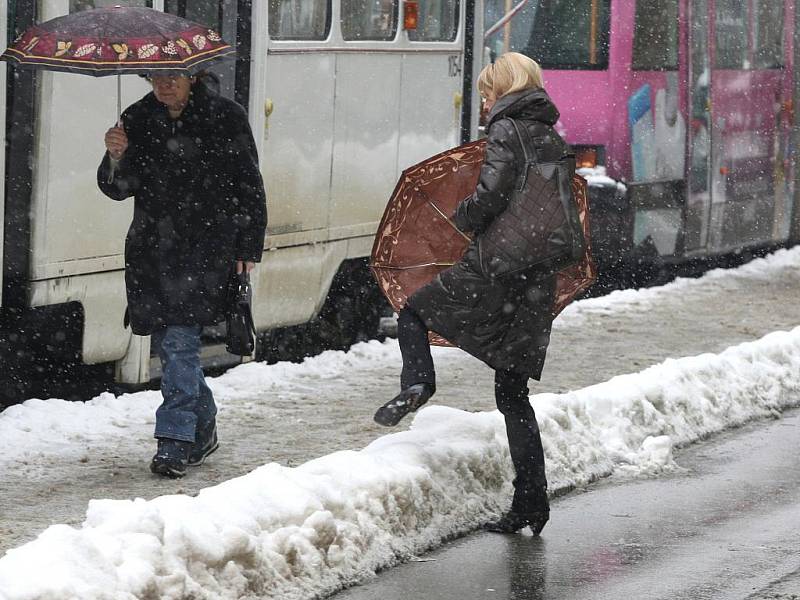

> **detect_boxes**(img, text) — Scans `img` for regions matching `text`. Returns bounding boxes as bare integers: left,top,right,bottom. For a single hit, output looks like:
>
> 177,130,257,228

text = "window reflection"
70,0,149,12
484,0,610,70
269,0,331,40
341,0,398,41
408,0,459,42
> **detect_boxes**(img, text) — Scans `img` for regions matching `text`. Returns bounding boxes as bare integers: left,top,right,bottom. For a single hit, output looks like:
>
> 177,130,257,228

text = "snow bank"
2,325,800,600
557,245,800,328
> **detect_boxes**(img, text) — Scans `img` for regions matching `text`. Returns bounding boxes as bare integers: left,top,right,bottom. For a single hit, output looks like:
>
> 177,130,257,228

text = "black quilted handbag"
226,271,256,356
478,118,585,278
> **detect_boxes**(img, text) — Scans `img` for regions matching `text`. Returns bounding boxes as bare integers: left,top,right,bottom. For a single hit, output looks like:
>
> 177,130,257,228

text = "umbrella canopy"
0,6,234,76
371,139,596,346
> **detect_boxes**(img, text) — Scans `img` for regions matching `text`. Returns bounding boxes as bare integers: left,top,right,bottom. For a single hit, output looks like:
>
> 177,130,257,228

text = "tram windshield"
484,0,611,70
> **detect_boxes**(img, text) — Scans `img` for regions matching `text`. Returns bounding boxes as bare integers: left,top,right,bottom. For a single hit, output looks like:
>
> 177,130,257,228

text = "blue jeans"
152,325,217,443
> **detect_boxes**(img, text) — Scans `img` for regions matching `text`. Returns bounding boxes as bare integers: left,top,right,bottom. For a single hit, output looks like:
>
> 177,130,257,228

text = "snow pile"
0,342,406,470
576,166,627,194
2,326,800,599
0,390,162,469
557,246,800,327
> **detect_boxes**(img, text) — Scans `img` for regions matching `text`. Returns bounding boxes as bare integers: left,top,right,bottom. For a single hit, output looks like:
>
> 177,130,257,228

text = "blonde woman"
374,53,571,535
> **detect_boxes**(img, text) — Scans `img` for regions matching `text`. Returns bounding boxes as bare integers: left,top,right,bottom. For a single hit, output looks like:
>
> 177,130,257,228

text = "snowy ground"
1,248,800,599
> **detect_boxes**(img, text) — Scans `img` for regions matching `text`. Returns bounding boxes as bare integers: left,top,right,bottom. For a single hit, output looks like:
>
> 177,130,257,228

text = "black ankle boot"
374,383,433,427
485,510,549,535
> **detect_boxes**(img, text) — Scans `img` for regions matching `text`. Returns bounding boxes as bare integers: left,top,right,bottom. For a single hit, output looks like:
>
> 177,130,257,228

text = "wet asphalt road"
331,409,800,600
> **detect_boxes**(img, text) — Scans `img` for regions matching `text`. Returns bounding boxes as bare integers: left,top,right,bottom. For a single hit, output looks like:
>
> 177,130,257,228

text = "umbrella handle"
108,75,122,184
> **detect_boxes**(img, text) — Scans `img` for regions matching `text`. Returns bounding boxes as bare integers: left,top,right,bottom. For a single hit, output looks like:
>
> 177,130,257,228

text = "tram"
0,0,798,401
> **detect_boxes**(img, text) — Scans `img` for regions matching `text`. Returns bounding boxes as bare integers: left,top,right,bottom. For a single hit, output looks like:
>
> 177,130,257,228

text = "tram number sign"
448,55,462,78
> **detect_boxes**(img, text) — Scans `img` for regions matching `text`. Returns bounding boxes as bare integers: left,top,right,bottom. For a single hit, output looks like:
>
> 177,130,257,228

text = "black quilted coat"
407,88,567,379
97,81,267,335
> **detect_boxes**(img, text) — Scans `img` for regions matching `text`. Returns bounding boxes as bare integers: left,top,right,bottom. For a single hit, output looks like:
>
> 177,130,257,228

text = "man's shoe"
485,510,549,535
150,438,191,478
188,425,219,467
373,383,433,427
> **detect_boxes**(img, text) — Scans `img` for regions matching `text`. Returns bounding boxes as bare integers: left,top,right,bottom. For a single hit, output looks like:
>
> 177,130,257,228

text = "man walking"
98,72,267,478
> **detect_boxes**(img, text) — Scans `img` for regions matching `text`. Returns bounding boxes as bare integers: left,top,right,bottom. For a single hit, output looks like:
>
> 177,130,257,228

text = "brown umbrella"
370,139,596,346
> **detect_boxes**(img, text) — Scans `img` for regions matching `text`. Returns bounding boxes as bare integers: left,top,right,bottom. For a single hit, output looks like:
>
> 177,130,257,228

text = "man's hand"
236,260,255,274
104,125,129,160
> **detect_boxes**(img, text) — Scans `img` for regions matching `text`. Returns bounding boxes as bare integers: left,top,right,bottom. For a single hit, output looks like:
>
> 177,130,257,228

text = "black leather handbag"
226,271,256,356
478,118,585,278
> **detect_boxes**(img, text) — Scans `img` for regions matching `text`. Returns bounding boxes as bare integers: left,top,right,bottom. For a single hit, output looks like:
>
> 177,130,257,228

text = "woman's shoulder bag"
478,118,586,279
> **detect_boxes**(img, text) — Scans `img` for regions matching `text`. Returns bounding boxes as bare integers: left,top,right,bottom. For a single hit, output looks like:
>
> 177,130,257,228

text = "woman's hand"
104,126,128,160
236,260,255,274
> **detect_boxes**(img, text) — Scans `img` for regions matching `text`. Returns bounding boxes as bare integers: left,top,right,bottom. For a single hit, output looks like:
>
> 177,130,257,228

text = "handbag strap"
507,118,540,190
508,118,536,164
239,271,257,336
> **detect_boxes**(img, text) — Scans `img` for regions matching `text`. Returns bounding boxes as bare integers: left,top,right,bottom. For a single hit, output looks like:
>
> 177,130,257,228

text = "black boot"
150,438,192,478
374,383,433,427
485,509,549,535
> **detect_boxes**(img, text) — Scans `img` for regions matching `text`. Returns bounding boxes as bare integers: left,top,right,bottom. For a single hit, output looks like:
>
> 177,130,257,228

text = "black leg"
398,307,436,391
494,369,548,513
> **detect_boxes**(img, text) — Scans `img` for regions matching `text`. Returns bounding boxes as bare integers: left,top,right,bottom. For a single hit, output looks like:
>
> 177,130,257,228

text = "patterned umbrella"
0,6,235,118
370,139,596,346
1,6,233,75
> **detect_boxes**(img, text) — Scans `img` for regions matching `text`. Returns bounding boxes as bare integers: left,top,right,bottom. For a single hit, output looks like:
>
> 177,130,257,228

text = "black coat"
408,88,567,379
97,82,267,335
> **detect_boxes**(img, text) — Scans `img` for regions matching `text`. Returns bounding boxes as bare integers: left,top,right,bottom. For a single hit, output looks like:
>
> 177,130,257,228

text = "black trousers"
397,306,548,511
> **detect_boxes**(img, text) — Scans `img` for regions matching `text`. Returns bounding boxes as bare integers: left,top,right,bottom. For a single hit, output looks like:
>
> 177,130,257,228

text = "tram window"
715,0,748,69
341,0,398,41
494,0,611,70
408,0,459,42
632,0,678,70
172,2,221,31
268,0,331,41
70,0,149,10
753,0,784,69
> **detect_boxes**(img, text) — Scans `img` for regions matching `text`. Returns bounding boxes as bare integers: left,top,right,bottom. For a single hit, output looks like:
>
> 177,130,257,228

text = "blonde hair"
477,52,543,100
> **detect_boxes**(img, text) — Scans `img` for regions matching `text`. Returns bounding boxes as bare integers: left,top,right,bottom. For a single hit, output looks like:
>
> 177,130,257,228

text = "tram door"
709,0,786,251
684,0,711,252
258,1,333,238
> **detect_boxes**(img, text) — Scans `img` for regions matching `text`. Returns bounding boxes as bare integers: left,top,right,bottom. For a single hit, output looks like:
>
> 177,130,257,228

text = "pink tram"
483,0,797,269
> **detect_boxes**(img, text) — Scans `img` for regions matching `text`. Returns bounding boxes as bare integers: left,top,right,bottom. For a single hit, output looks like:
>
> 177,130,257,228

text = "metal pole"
484,0,529,40
116,73,122,125
791,2,800,245
503,0,512,53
